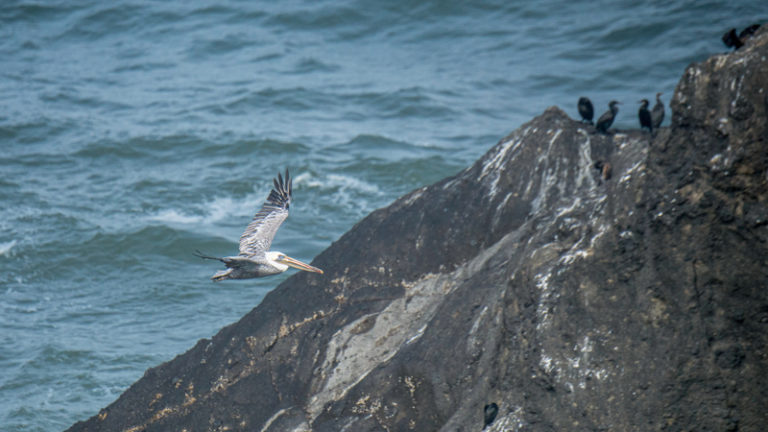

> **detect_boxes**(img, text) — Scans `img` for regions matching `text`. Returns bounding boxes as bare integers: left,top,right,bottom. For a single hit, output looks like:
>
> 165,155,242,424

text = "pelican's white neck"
265,251,288,271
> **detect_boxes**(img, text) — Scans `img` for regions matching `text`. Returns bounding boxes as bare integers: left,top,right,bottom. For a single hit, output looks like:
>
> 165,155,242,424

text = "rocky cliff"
68,29,768,432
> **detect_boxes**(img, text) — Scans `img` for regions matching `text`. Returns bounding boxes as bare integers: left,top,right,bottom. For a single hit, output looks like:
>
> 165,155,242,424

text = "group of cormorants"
573,23,762,137
577,94,664,135
639,93,665,134
571,23,763,186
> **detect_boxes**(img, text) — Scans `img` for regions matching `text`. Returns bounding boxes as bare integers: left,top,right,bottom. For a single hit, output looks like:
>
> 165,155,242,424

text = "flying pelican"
195,169,323,281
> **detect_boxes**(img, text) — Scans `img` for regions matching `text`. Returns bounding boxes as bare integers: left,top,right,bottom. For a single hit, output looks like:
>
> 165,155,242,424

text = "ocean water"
0,1,763,430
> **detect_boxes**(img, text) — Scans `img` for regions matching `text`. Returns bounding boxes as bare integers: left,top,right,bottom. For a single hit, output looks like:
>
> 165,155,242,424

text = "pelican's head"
266,251,324,274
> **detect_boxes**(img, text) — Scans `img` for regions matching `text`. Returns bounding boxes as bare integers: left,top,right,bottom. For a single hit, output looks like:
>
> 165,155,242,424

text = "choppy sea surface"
0,1,764,429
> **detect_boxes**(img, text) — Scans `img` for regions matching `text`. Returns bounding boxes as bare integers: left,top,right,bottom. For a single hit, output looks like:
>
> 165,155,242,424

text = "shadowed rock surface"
68,29,768,432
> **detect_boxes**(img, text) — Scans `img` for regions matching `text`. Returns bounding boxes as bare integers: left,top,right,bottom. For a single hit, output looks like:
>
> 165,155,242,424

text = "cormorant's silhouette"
578,97,594,124
651,92,665,131
596,101,620,134
638,99,652,133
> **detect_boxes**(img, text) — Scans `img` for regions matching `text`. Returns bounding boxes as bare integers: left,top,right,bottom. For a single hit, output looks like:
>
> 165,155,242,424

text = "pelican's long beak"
279,255,324,274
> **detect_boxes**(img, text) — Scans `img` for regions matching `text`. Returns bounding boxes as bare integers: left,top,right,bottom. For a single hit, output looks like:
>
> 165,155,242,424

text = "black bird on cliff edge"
722,24,761,50
722,28,743,49
596,100,620,134
578,97,594,124
651,92,665,130
638,99,652,133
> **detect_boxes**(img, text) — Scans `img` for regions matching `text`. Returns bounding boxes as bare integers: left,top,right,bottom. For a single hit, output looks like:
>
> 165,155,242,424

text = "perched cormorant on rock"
651,92,665,130
483,403,499,429
638,99,652,133
740,24,761,39
722,24,761,50
596,101,620,134
577,97,594,124
723,28,743,49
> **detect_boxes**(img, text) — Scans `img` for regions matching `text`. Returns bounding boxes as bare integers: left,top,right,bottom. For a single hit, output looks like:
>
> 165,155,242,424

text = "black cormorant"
722,28,743,49
651,92,665,130
483,403,499,429
638,99,652,133
578,97,594,124
722,24,761,50
596,101,620,134
740,24,761,39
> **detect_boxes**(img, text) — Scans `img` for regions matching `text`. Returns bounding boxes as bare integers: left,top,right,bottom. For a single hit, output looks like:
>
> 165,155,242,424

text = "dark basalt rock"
68,29,768,432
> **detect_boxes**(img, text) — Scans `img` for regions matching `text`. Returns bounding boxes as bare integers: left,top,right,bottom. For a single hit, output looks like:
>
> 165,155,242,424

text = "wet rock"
715,346,745,370
68,29,768,432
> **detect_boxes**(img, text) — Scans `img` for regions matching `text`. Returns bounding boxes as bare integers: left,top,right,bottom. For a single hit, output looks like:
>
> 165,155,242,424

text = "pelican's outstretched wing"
239,169,291,256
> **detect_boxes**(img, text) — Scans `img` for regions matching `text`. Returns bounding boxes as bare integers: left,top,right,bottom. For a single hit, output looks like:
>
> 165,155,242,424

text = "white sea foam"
203,195,264,223
143,172,383,238
146,209,201,224
295,172,381,195
293,171,384,218
0,240,17,256
145,192,266,229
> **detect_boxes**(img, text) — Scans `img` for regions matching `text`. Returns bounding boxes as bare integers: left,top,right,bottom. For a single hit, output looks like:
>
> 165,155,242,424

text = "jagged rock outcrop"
68,29,768,432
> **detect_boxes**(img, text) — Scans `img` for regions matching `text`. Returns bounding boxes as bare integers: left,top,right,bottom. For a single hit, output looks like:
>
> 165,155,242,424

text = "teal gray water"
0,1,763,430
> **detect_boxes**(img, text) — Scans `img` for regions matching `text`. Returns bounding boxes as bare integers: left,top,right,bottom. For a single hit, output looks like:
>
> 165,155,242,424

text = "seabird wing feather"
239,169,292,256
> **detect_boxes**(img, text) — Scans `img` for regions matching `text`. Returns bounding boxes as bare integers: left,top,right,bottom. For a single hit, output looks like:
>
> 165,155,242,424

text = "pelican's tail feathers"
194,250,222,261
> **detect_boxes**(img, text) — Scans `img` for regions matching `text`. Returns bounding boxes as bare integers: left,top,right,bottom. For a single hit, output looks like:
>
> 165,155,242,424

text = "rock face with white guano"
68,29,768,432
